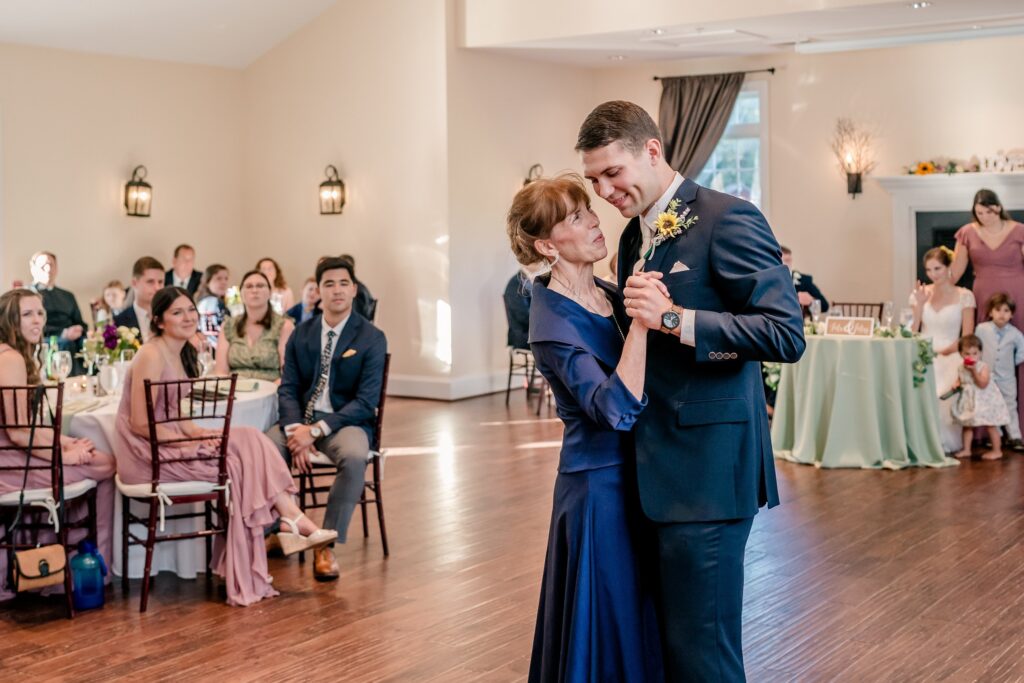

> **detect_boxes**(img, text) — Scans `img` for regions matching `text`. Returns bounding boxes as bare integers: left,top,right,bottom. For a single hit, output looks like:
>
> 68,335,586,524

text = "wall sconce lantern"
124,165,152,217
319,165,346,214
523,163,544,186
830,119,876,199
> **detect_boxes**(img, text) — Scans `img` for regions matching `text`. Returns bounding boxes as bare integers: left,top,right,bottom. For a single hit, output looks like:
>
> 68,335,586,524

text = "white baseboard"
388,371,510,401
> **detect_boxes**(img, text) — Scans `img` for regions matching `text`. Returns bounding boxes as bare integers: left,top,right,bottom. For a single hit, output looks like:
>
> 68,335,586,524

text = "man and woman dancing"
511,101,805,682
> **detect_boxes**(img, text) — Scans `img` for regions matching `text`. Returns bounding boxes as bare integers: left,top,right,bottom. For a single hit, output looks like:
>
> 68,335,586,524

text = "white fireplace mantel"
876,172,1024,302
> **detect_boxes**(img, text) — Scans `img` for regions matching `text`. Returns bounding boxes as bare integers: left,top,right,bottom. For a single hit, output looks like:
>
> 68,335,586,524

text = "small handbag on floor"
7,386,66,593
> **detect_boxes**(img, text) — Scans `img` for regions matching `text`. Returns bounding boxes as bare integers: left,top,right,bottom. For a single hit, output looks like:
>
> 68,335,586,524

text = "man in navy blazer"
114,256,166,342
781,245,829,315
579,101,805,681
266,256,387,581
164,244,202,297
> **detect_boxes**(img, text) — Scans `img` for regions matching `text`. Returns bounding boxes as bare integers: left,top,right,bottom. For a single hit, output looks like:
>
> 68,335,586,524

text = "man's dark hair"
316,256,354,284
780,245,792,256
132,256,165,278
173,244,194,258
575,100,662,155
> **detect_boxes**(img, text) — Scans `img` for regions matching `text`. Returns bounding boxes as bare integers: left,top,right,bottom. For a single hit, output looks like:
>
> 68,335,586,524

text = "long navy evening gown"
527,276,663,683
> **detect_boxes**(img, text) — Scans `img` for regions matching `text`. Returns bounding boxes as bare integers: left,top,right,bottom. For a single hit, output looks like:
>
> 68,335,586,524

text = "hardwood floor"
2,392,1023,681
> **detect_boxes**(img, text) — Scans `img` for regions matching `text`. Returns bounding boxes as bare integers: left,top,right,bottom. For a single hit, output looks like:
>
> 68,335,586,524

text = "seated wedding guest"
214,271,295,382
911,246,976,453
164,244,202,296
196,264,230,348
975,293,1024,451
266,256,387,582
339,254,377,321
781,246,829,313
115,257,165,343
502,267,532,350
29,251,86,372
0,288,116,601
286,277,320,324
114,286,336,607
256,257,294,314
951,334,1010,460
92,280,127,326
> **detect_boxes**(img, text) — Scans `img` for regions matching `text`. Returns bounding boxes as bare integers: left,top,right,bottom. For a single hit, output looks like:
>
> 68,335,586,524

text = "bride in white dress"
910,247,976,452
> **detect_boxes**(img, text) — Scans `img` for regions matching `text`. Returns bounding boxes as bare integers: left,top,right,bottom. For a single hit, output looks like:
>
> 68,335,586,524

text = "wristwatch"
661,305,682,334
310,425,323,439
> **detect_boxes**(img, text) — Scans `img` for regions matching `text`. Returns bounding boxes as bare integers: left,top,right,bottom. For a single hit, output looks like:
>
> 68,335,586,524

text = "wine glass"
881,301,894,330
52,351,73,383
809,299,822,325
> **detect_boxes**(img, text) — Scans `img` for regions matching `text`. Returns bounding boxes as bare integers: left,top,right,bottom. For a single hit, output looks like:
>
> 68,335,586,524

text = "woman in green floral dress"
214,270,295,382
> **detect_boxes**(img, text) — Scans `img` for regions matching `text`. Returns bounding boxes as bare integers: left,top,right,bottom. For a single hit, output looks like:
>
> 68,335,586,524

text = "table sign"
825,316,875,337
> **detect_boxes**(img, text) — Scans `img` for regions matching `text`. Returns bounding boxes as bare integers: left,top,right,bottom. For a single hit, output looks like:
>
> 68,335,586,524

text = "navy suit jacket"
793,272,830,313
165,269,202,297
617,178,805,523
113,306,143,338
277,312,387,442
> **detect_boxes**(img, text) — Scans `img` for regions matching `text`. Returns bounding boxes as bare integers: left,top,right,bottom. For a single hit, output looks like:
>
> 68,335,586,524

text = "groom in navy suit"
578,101,805,681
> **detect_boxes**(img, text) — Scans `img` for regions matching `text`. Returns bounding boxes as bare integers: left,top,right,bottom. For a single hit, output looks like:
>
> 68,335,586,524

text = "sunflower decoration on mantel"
906,156,979,175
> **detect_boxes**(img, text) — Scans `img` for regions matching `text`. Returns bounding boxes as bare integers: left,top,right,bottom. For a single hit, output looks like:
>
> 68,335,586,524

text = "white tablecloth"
65,380,280,579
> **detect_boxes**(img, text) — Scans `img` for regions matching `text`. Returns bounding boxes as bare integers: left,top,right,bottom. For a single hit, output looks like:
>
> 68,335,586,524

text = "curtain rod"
652,67,775,81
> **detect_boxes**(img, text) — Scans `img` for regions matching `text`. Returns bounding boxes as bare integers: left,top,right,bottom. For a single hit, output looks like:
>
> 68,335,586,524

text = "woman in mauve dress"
951,188,1024,442
0,288,115,601
114,286,335,607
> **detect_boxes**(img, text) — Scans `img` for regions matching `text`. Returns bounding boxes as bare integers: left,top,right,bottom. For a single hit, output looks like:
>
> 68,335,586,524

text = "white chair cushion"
0,478,97,505
115,473,220,499
308,449,382,467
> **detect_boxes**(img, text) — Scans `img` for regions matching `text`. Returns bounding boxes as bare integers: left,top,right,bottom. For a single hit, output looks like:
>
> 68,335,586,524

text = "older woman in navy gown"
508,174,663,682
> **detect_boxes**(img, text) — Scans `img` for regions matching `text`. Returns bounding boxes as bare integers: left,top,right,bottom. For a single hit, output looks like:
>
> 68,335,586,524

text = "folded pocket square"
342,349,357,358
669,261,690,274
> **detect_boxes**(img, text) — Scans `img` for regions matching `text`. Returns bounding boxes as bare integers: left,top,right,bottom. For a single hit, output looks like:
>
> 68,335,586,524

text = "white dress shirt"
634,173,696,347
172,271,189,289
307,313,350,436
134,304,152,342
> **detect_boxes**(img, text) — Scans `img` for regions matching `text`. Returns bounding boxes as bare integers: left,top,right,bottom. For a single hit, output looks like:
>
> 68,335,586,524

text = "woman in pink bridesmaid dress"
0,289,116,601
114,287,336,607
952,189,1024,446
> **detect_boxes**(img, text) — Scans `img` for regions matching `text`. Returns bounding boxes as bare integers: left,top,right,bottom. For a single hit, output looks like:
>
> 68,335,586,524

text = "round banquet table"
771,336,959,470
65,379,280,578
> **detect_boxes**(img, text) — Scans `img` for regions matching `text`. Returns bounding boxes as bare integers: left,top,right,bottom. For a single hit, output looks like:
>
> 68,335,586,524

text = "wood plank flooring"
2,392,1023,681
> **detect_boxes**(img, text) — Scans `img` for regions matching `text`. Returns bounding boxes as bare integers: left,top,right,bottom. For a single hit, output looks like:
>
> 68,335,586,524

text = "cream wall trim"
389,371,510,401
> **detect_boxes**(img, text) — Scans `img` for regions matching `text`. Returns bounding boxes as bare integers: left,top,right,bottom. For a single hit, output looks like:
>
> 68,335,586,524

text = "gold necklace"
550,275,626,342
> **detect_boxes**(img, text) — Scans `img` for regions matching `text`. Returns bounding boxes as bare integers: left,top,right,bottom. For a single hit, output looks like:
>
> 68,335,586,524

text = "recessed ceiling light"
608,55,627,61
910,1,931,8
650,28,666,35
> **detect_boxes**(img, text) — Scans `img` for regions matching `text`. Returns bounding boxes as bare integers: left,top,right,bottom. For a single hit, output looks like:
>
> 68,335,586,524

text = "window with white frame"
695,80,769,212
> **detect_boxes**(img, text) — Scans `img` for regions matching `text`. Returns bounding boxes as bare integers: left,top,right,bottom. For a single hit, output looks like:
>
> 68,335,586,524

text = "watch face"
662,311,681,329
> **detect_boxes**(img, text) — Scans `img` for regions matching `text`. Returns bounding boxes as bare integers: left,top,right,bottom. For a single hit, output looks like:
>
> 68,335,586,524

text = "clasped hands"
286,424,319,474
623,271,673,330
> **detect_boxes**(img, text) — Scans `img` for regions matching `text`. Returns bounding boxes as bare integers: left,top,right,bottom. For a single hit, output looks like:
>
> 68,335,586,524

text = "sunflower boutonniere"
643,199,699,261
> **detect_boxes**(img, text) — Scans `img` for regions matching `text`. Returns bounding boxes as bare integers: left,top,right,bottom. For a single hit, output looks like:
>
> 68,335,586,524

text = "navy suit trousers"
656,517,754,683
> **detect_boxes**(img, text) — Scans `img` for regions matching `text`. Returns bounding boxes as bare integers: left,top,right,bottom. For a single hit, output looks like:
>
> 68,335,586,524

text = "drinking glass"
881,301,894,330
53,351,73,382
197,340,214,377
809,299,822,325
99,363,120,395
899,308,914,330
120,348,136,363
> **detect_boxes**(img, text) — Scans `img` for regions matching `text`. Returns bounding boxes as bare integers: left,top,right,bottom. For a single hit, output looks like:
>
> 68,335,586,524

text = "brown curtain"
659,72,745,179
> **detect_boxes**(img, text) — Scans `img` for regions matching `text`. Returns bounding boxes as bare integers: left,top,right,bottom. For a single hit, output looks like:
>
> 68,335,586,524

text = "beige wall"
589,34,1024,304
0,43,243,310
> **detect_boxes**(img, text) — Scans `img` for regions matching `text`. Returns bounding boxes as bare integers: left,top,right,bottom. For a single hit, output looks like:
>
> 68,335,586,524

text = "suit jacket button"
708,352,715,359
729,352,737,359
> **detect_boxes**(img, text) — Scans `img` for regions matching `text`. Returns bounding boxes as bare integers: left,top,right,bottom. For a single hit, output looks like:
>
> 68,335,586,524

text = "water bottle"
46,335,59,380
71,540,107,611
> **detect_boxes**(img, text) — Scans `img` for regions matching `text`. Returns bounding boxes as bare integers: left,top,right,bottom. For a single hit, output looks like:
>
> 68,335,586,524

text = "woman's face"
924,258,949,284
541,198,607,267
301,281,319,307
258,260,277,284
209,269,231,297
157,295,199,341
974,203,1002,227
19,296,46,345
103,286,125,310
241,274,271,310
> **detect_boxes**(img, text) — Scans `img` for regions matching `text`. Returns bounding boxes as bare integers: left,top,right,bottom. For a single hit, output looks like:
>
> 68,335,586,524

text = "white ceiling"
0,0,338,68
481,0,1024,65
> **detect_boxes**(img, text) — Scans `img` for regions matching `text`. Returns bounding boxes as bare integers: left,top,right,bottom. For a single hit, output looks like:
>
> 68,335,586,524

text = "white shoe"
277,514,338,556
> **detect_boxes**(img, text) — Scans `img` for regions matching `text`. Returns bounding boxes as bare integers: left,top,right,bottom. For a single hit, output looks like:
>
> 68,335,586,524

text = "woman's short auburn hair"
506,173,591,266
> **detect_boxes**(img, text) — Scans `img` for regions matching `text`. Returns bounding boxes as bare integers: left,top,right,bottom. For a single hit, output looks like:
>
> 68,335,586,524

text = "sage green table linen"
771,336,958,469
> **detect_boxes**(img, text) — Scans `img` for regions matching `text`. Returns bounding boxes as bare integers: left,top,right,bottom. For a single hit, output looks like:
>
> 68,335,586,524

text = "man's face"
173,248,195,275
781,252,794,270
30,254,56,284
581,140,661,218
133,268,165,308
318,268,357,317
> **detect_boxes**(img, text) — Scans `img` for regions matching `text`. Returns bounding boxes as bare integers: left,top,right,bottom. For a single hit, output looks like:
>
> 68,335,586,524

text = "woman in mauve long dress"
114,286,335,607
0,288,115,601
951,189,1024,445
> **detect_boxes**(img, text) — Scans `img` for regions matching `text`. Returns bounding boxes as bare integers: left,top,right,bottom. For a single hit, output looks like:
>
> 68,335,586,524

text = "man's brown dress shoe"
314,546,340,582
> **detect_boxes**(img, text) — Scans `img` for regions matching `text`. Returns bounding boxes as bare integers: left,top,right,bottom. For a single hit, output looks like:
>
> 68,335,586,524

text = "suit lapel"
618,218,641,290
331,314,363,365
644,178,700,275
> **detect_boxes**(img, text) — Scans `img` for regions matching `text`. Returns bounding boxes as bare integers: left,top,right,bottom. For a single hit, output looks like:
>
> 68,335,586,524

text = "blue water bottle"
71,540,107,611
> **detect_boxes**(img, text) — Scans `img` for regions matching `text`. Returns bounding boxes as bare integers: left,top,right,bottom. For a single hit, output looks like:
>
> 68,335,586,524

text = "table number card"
824,316,876,337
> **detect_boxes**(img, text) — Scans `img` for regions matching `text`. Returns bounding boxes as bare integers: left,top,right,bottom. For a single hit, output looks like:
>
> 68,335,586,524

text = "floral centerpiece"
81,324,141,367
